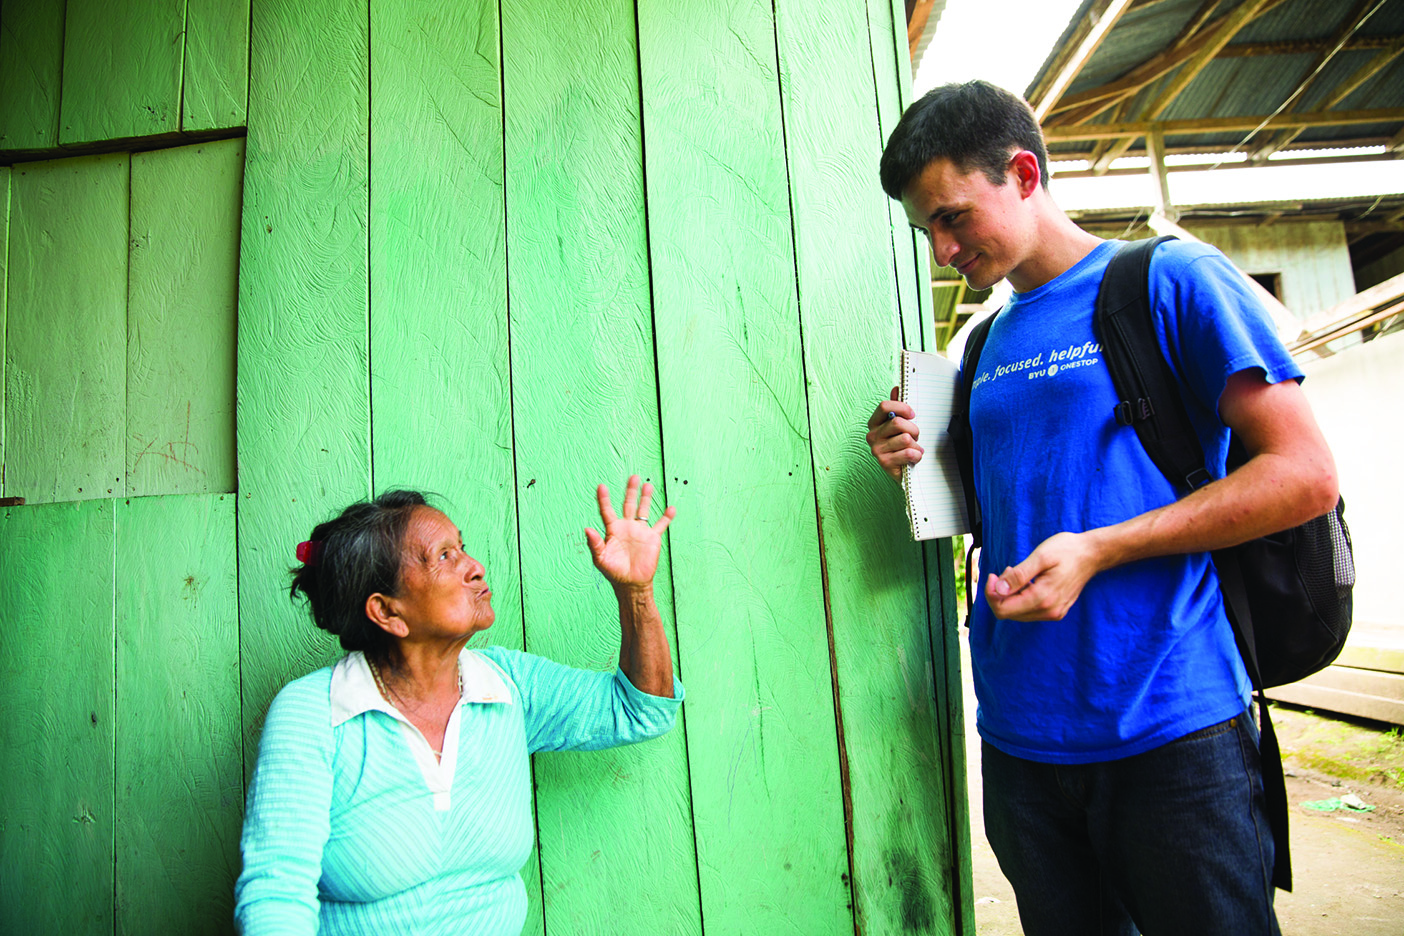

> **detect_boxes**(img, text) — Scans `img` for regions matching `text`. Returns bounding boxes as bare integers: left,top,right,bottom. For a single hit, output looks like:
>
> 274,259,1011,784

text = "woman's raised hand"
584,475,676,589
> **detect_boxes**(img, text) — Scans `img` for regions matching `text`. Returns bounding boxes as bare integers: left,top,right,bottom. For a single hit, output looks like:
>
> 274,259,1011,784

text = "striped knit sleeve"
234,671,335,934
479,647,684,754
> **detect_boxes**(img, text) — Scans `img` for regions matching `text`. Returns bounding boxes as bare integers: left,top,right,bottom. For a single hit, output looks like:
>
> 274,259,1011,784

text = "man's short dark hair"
879,80,1050,200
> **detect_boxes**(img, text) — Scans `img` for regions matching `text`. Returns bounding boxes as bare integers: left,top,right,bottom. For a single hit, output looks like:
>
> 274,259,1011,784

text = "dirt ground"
959,632,1404,935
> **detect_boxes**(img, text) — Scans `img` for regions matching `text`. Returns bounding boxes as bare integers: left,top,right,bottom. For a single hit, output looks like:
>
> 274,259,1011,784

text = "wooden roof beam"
907,0,937,60
1029,0,1136,121
1218,35,1403,57
1247,0,1387,160
1138,0,1276,122
1044,106,1404,141
1252,35,1404,160
1044,0,1290,126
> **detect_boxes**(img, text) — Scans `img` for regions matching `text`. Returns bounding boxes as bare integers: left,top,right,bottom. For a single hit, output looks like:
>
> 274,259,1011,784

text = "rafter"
1246,0,1382,159
1251,34,1404,159
1217,35,1402,57
1044,0,1290,127
1043,107,1404,142
1029,0,1136,121
907,0,937,60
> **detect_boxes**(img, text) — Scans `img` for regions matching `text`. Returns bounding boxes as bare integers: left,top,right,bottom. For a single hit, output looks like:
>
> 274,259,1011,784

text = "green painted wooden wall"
0,0,971,933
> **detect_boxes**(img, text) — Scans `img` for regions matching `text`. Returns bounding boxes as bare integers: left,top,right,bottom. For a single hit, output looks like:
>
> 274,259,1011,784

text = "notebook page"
900,349,970,540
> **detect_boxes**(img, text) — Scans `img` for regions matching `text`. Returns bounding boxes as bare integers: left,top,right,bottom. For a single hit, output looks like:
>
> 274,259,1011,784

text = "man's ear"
1009,150,1041,197
365,593,409,639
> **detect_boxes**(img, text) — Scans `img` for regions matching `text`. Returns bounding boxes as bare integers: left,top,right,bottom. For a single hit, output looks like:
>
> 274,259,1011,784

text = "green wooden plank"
637,3,851,932
115,493,240,936
237,0,370,773
4,153,129,504
0,0,65,150
128,139,242,497
366,0,520,643
365,4,544,930
0,498,115,933
182,0,250,132
500,1,700,932
1,166,9,482
59,0,185,144
775,0,960,931
926,537,975,936
865,0,927,353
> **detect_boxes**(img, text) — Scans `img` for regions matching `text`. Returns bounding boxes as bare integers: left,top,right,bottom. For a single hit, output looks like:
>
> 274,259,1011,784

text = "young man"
865,81,1337,935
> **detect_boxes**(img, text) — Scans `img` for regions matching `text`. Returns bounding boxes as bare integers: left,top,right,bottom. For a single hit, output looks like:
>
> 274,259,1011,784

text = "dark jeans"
982,714,1280,936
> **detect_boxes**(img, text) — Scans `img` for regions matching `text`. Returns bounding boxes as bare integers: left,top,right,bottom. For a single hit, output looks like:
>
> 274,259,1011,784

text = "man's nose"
931,233,960,268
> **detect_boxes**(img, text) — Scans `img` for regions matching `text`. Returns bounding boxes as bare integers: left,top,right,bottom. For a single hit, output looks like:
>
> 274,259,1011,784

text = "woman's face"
390,506,495,642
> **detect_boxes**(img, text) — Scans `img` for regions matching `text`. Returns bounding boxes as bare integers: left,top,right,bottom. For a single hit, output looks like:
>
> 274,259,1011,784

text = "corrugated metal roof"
1027,0,1404,162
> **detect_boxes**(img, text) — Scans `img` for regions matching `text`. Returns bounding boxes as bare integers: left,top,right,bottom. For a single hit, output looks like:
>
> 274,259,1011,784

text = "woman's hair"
879,80,1050,200
289,490,429,659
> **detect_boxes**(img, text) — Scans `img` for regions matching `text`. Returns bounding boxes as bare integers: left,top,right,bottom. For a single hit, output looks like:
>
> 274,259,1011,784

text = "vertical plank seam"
54,0,71,145
177,0,190,133
124,154,133,500
110,499,119,934
925,539,971,936
863,0,913,351
631,1,706,928
366,0,375,496
767,1,860,931
495,3,546,930
244,0,254,130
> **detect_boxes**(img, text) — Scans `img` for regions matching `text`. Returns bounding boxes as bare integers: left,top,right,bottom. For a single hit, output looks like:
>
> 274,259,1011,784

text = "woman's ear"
365,593,409,639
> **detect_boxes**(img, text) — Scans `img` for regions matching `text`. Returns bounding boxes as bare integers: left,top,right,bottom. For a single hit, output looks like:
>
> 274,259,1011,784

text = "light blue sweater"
235,646,683,935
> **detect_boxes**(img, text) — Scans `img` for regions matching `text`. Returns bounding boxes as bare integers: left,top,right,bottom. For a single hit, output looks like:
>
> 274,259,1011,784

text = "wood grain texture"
182,0,250,132
237,0,370,773
366,4,542,929
501,0,700,932
926,538,974,935
637,2,851,931
367,0,522,646
775,0,960,930
1,166,8,484
0,499,115,933
4,154,129,504
115,493,240,935
59,0,185,144
865,0,929,353
0,0,65,150
128,139,242,497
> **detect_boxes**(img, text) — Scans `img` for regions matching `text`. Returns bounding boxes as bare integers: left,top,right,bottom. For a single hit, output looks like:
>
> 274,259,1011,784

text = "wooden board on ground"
116,493,241,934
774,0,964,929
638,1,852,930
128,139,243,497
4,154,129,504
0,499,116,933
237,0,371,772
59,0,185,143
183,0,251,132
501,0,700,931
0,0,65,150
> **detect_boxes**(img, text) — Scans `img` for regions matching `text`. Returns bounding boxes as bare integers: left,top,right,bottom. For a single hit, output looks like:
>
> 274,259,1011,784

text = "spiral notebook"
899,349,971,541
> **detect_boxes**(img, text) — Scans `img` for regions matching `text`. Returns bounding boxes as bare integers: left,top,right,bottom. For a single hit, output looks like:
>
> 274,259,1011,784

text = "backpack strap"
1094,235,1211,495
949,311,997,617
1093,235,1292,890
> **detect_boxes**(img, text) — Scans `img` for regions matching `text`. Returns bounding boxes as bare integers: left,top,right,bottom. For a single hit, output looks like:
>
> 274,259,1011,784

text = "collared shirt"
329,649,514,812
236,646,683,936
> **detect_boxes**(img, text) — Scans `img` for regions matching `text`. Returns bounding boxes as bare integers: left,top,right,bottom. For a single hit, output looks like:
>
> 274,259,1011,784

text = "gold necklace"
367,656,463,715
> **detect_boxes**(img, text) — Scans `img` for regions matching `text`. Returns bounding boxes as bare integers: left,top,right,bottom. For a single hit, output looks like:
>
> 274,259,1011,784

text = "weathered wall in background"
0,1,970,933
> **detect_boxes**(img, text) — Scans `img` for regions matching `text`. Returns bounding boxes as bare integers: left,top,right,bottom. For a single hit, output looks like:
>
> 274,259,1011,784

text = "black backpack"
948,235,1355,891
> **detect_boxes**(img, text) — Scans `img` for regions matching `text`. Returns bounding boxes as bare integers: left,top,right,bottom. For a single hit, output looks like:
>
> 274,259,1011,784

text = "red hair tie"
296,540,324,566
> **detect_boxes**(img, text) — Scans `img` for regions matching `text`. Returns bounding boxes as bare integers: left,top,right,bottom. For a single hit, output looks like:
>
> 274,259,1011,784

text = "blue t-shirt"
967,238,1302,764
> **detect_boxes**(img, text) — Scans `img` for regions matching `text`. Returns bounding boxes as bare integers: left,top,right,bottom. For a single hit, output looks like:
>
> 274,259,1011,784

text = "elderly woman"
235,475,682,934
